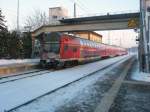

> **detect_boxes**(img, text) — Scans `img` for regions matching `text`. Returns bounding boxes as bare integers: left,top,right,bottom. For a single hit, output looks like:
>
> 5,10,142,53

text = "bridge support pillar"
140,0,150,72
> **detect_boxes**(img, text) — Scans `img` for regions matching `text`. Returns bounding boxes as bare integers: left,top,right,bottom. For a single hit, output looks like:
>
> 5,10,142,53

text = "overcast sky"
0,0,140,48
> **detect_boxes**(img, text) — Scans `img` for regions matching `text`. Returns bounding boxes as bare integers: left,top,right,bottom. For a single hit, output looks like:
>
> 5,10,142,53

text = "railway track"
0,70,52,84
7,56,132,112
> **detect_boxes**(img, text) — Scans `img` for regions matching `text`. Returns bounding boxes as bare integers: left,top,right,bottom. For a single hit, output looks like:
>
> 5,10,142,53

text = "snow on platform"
0,59,40,67
0,59,40,75
0,56,130,112
131,60,150,82
132,70,150,82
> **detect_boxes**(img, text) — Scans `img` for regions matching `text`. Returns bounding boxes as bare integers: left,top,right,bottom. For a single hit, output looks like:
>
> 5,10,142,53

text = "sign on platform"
128,19,139,28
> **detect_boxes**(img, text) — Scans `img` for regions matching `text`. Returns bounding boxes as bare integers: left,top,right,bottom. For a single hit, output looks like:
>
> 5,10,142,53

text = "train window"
82,40,85,46
83,40,86,46
96,44,98,48
85,41,87,46
80,40,83,45
85,40,88,46
64,44,68,51
86,40,88,46
49,43,60,53
43,44,49,52
88,41,90,47
91,42,93,47
83,40,85,46
73,47,77,52
89,42,91,47
91,42,92,47
44,33,51,42
93,43,95,48
92,42,94,47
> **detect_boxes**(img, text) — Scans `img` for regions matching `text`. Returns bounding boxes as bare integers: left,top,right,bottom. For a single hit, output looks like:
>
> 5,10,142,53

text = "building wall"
73,31,102,43
49,7,68,24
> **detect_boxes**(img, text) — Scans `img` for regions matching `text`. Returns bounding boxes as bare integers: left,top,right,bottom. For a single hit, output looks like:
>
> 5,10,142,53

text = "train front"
40,32,61,68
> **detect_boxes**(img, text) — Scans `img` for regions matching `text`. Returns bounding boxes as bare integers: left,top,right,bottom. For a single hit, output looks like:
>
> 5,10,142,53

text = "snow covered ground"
0,59,40,66
13,56,129,112
131,58,150,82
132,69,150,82
0,55,130,112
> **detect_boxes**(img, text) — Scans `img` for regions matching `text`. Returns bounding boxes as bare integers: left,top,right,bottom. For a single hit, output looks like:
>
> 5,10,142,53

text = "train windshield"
43,32,61,54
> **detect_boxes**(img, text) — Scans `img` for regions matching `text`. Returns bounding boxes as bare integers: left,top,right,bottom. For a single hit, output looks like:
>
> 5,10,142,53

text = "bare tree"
0,9,7,31
25,10,49,31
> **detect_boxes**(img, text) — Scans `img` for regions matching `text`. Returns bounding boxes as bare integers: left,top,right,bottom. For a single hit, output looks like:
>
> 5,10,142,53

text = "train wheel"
40,60,47,69
53,61,64,69
73,60,78,66
64,61,71,68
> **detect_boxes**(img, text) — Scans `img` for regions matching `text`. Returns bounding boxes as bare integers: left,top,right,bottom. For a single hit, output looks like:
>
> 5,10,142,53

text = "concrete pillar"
140,0,150,72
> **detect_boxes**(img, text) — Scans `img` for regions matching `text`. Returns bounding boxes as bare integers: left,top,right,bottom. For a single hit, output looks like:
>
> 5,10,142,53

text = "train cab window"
43,44,49,52
44,33,51,42
50,43,60,53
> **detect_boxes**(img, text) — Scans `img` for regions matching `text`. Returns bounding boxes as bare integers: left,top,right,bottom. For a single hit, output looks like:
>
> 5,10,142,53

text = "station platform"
0,59,40,76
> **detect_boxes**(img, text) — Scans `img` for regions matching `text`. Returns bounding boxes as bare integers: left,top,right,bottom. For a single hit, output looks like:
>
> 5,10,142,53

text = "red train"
38,32,127,68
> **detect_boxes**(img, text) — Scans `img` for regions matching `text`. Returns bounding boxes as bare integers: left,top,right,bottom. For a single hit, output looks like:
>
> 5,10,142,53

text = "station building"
72,31,103,43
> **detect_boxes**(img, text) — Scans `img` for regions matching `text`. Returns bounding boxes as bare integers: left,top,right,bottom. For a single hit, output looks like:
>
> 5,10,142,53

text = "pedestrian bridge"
32,12,140,37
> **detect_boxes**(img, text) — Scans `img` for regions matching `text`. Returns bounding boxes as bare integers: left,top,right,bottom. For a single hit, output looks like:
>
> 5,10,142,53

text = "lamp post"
17,0,20,32
140,0,150,72
74,1,76,18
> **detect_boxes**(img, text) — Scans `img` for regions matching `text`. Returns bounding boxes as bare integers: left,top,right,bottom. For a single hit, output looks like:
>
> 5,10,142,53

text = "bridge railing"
66,10,140,19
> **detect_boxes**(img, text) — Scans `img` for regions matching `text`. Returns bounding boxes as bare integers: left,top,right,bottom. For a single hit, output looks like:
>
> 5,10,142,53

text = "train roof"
37,32,126,50
64,33,126,49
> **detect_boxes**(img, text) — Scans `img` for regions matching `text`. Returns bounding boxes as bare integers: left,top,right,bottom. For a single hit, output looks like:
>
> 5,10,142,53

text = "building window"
52,16,58,19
